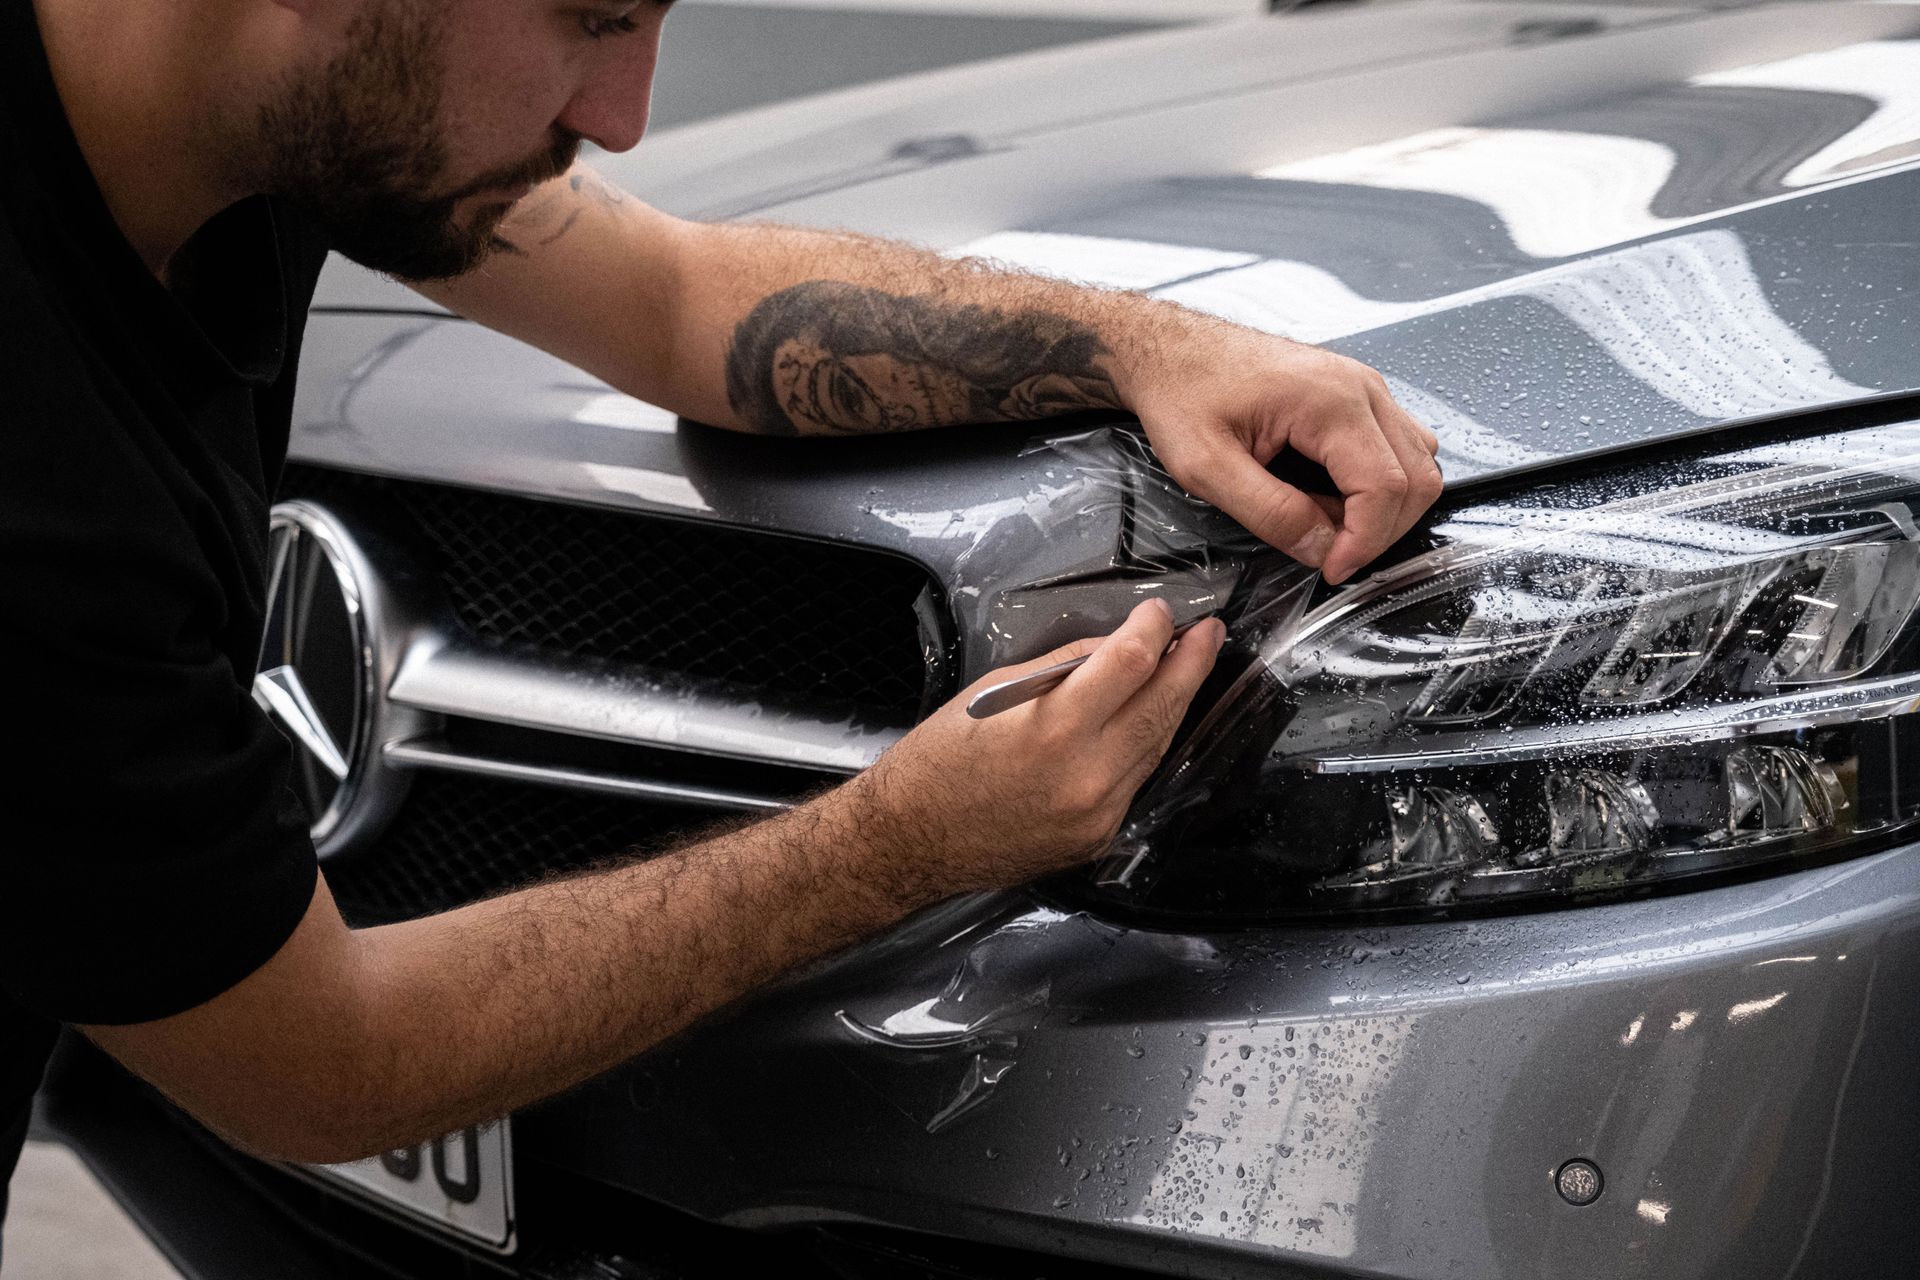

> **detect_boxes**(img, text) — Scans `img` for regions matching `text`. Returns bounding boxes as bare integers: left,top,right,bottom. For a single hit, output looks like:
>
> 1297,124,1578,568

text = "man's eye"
580,11,640,39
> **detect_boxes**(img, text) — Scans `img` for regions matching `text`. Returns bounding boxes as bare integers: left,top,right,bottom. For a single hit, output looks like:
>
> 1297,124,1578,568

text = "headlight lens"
1090,419,1920,920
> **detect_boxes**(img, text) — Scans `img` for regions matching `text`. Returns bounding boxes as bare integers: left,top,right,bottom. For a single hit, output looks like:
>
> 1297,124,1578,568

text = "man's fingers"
1374,383,1445,476
1321,385,1444,583
1196,445,1339,568
1324,384,1441,584
1309,404,1407,585
1108,616,1227,782
1054,598,1178,727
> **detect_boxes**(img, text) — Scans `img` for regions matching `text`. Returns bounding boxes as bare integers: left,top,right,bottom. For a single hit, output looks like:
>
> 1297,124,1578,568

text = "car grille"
322,772,731,925
277,463,932,922
279,464,940,723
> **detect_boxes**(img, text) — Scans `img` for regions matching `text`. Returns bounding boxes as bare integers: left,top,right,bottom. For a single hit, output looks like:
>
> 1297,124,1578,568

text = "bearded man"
0,0,1442,1241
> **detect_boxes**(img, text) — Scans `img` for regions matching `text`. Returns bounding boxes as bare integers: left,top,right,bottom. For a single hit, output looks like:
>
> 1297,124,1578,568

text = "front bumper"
526,840,1920,1280
45,841,1920,1280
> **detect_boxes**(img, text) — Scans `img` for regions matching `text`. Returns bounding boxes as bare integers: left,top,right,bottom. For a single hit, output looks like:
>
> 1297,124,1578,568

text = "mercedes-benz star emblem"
255,501,376,852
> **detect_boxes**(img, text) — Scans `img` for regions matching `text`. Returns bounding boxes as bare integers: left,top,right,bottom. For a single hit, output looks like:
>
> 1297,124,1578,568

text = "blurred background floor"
4,1142,180,1279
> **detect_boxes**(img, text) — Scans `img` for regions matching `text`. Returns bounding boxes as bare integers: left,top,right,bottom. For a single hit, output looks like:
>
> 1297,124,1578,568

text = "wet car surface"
41,2,1920,1277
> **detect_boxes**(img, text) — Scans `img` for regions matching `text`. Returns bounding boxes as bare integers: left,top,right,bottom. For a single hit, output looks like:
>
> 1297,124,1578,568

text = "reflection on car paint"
1699,40,1920,186
1126,1011,1412,1257
1261,40,1920,258
578,460,713,512
1380,375,1550,473
1488,229,1868,419
570,392,681,435
1264,125,1689,260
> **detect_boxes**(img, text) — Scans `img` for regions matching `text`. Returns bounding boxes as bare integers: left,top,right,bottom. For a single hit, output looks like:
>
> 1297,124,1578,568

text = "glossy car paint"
288,3,1920,1275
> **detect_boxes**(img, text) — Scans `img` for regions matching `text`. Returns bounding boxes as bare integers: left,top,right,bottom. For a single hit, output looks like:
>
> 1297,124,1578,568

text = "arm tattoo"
487,172,624,257
724,281,1123,436
570,171,627,207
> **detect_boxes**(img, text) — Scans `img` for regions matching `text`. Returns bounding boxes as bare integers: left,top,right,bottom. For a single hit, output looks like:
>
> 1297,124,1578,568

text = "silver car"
40,1,1920,1276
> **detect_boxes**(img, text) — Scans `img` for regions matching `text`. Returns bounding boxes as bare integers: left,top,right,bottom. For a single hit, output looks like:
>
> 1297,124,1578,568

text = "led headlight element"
1098,420,1920,919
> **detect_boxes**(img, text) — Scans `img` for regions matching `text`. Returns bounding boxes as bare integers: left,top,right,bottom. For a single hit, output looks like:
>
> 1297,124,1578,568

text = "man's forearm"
94,776,937,1165
329,777,937,1158
429,168,1440,577
432,170,1176,438
663,220,1187,437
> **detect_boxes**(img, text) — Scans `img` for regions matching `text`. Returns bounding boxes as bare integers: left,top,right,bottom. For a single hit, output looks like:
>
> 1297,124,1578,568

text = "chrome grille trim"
388,637,901,774
383,740,794,813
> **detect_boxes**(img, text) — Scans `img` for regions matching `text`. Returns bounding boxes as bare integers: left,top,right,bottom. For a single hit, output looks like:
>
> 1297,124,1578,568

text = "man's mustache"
449,132,582,201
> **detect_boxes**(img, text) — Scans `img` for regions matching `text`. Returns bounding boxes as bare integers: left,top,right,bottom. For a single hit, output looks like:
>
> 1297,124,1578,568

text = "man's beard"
253,0,577,281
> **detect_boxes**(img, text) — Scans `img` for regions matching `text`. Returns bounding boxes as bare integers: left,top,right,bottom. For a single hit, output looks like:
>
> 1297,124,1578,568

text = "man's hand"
83,600,1222,1166
1114,319,1444,585
848,598,1227,898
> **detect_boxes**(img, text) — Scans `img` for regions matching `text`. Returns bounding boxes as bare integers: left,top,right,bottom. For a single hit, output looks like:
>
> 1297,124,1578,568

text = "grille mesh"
326,773,733,925
279,465,938,721
275,464,919,919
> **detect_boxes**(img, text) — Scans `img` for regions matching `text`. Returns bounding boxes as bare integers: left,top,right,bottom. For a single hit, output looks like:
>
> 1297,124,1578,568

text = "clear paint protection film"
832,428,1322,1135
950,427,1270,684
1080,418,1920,921
833,903,1084,1136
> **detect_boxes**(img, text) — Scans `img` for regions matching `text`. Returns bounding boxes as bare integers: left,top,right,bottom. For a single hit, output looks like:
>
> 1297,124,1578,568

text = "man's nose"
556,38,659,154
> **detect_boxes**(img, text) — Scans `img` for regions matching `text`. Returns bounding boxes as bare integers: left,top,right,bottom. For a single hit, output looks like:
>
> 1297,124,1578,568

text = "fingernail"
1288,524,1334,567
1212,620,1228,650
1145,597,1173,620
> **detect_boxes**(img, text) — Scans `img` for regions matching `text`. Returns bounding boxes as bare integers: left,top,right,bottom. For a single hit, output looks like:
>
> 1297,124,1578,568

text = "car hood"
301,0,1920,523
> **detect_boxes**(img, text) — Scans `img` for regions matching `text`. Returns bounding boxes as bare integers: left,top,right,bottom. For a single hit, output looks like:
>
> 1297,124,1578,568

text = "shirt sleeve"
0,279,318,1027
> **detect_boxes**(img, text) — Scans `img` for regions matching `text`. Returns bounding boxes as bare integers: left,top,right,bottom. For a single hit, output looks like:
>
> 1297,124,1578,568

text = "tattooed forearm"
485,170,627,258
723,281,1124,436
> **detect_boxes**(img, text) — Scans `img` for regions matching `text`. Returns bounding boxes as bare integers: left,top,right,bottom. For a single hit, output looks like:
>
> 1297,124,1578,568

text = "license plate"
306,1122,516,1253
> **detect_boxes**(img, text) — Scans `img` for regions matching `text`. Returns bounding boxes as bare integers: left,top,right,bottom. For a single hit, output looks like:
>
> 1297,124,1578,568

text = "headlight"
1087,418,1920,920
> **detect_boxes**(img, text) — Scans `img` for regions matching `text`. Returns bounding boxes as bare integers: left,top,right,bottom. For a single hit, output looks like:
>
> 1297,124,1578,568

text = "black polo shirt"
0,0,326,1230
